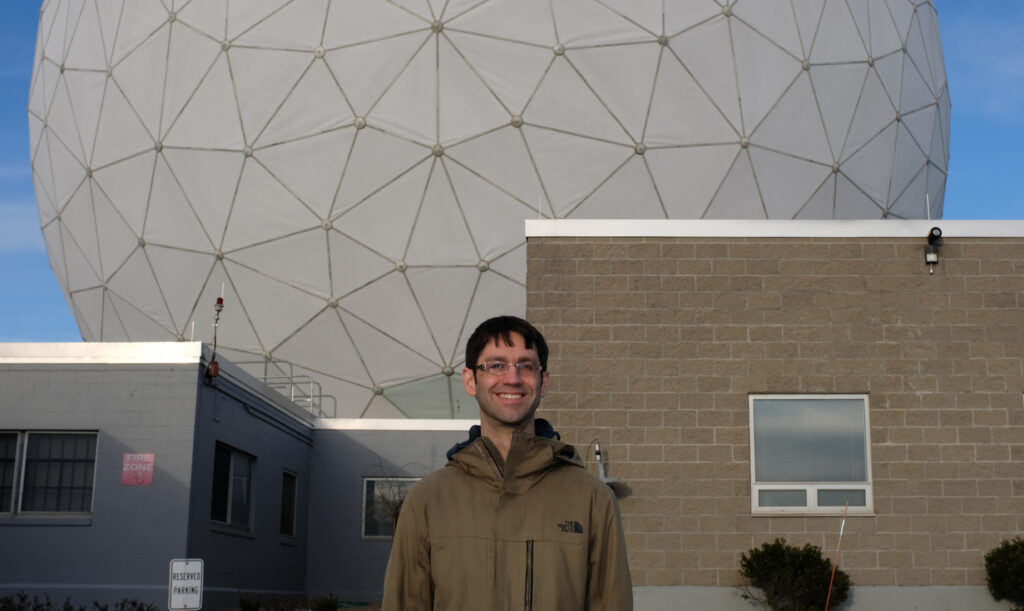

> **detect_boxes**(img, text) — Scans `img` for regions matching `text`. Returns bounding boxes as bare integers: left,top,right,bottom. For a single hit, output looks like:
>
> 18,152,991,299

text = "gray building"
0,342,470,608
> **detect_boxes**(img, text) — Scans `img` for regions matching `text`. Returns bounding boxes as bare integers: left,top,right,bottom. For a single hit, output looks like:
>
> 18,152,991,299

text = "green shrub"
0,594,157,611
111,600,157,611
238,593,261,611
985,536,1024,611
310,594,340,611
739,538,850,611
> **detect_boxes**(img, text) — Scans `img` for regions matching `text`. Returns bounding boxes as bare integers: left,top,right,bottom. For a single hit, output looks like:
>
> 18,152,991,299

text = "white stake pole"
825,502,849,611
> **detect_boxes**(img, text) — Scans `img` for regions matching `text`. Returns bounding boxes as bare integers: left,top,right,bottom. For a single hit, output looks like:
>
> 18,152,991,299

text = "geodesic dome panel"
30,0,949,418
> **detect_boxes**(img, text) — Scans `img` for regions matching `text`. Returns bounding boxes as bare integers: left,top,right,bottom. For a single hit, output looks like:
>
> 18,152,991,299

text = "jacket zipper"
524,539,534,611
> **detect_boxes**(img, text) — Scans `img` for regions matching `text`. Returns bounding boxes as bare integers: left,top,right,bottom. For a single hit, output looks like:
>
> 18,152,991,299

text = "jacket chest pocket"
517,537,588,611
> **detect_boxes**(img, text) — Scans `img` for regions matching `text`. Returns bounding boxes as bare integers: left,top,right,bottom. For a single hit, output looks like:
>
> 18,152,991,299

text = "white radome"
30,0,949,418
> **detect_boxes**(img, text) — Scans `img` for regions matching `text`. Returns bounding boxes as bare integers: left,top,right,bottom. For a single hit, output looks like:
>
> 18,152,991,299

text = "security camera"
924,227,942,274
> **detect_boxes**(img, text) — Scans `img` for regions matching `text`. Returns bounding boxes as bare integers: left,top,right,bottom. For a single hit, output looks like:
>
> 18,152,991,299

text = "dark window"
362,477,419,539
211,442,254,528
211,444,230,521
20,433,97,513
1,433,18,513
280,471,297,537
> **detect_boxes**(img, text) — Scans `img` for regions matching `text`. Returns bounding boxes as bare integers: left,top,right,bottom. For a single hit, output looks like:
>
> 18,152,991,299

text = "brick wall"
527,236,1024,588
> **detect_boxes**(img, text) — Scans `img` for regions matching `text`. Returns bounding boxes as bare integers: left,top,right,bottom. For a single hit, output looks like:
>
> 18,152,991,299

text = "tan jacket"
382,430,632,610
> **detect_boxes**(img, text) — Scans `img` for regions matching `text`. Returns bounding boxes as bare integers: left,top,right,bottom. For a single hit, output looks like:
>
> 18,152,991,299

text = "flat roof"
316,418,478,431
0,342,203,364
525,219,1024,238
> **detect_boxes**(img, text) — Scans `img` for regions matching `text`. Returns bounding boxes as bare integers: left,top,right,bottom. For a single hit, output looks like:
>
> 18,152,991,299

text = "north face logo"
557,520,584,534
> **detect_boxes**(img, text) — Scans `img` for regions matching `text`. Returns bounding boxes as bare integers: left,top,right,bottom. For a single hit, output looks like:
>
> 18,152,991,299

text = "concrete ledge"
316,418,479,431
0,341,202,363
632,586,1005,611
526,218,1024,238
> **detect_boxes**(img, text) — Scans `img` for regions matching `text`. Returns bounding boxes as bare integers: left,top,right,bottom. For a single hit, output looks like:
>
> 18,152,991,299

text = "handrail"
232,358,338,418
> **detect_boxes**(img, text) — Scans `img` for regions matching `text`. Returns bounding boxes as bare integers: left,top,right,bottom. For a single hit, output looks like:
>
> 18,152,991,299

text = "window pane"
210,444,230,522
21,433,96,513
758,489,807,507
280,472,297,536
58,488,72,511
753,398,866,483
817,489,866,507
230,452,253,527
230,474,251,527
363,478,417,538
29,435,47,459
212,443,255,528
0,433,16,513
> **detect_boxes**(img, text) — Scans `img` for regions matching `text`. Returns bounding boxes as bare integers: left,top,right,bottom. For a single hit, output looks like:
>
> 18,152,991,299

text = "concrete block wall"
527,235,1024,590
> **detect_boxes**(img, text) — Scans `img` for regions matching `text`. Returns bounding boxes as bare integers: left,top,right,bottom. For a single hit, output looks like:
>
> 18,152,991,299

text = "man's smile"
497,392,525,399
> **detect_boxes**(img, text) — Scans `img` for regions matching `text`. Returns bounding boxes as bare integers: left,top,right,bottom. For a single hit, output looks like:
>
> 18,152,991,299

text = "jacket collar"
445,418,561,461
446,419,582,493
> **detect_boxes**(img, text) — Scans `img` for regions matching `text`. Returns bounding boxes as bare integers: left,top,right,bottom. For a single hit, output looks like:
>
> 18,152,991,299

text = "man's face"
462,332,549,431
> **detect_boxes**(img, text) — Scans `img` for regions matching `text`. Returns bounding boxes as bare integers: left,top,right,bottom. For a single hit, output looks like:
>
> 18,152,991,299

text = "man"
382,315,632,610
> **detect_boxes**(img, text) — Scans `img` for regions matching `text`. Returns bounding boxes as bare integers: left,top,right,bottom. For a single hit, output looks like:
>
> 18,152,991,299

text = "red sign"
122,453,155,486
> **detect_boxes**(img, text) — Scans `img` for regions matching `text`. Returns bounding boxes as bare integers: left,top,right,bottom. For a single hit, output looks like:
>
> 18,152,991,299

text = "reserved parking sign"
169,559,203,610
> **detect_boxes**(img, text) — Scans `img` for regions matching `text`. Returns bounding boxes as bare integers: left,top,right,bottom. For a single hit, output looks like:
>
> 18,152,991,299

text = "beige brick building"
526,219,1024,610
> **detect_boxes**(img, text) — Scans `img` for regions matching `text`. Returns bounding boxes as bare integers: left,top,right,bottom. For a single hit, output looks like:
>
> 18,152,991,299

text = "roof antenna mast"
205,287,225,382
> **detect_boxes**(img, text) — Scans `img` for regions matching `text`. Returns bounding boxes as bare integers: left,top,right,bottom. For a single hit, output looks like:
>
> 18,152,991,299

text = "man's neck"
480,417,535,460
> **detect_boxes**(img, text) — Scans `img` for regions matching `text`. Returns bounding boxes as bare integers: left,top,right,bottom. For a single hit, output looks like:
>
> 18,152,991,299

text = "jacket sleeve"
588,488,633,610
381,489,433,611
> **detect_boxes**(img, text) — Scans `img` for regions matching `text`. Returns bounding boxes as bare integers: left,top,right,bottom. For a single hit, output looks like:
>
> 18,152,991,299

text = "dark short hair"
465,316,549,371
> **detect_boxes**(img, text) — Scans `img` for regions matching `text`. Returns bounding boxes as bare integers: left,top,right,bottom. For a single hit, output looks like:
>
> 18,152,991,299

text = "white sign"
169,559,203,610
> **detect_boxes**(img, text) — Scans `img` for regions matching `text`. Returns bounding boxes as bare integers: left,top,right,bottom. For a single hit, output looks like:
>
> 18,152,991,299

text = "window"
280,471,297,537
749,395,873,515
362,477,419,539
1,431,98,514
1,433,18,512
211,443,255,529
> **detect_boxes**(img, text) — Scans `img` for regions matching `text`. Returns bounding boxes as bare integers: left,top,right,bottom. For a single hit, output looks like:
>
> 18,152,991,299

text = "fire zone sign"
121,453,155,486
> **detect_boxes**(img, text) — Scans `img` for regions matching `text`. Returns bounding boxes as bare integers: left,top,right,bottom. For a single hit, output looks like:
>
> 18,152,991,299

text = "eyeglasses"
474,361,543,375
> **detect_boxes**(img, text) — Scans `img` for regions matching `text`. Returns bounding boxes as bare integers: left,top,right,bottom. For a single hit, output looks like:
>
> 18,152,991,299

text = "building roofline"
0,341,317,426
525,219,1024,238
0,341,203,364
316,418,479,431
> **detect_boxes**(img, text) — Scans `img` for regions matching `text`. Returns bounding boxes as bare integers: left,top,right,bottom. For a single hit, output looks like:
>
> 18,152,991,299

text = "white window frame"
1,431,99,515
361,477,419,540
749,394,873,516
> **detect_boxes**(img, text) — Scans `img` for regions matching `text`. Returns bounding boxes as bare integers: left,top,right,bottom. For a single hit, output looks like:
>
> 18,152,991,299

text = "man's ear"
540,370,549,397
461,367,477,397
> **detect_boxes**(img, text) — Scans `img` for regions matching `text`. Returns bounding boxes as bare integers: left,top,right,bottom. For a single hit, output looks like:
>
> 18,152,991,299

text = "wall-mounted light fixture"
924,226,942,274
593,441,631,498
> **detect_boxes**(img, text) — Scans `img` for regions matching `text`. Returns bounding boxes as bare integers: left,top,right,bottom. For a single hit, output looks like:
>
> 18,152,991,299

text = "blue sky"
2,1,1022,342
